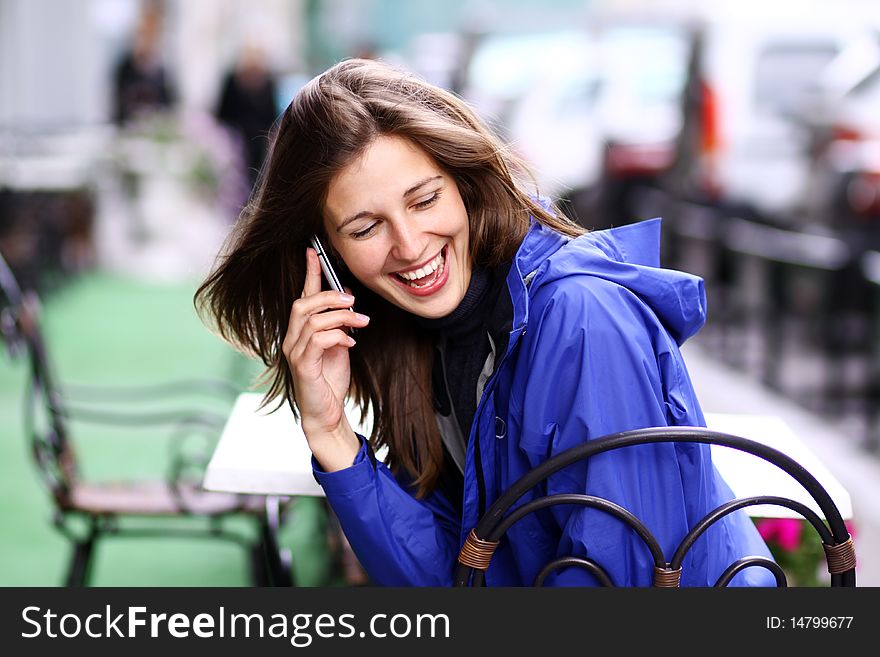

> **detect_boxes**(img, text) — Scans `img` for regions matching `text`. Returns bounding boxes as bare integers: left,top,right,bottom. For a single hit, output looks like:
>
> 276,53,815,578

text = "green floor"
0,271,334,586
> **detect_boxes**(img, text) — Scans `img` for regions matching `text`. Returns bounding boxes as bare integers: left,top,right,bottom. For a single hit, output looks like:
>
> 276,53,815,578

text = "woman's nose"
390,223,427,262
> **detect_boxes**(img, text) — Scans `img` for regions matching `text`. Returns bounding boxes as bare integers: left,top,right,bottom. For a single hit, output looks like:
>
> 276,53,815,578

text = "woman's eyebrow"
403,175,442,197
338,210,374,231
338,175,443,231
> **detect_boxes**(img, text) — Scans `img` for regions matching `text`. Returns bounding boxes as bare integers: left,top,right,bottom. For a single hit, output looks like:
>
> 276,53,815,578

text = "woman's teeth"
396,250,445,288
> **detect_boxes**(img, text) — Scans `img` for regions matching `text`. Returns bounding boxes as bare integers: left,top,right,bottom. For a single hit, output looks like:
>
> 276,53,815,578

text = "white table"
203,393,374,586
705,412,852,520
203,394,852,520
203,392,374,497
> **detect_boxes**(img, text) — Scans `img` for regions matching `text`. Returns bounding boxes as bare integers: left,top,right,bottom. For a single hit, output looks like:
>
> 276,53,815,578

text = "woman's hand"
282,247,370,470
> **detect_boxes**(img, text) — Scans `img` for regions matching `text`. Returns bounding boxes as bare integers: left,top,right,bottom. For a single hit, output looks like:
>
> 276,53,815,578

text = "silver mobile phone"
310,235,354,313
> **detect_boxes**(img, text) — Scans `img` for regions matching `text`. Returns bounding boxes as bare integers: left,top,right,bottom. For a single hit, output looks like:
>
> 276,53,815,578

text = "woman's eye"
351,224,377,239
413,191,441,210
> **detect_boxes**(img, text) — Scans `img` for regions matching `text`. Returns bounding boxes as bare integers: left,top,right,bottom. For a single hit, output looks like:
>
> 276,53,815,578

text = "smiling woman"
324,136,471,317
193,58,775,587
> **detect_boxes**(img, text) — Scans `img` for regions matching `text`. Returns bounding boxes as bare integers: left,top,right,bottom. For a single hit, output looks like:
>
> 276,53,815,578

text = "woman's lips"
389,245,450,297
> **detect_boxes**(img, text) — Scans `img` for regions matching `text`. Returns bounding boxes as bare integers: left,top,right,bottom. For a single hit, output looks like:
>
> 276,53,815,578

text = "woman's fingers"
301,247,322,298
283,248,362,446
288,248,354,339
305,308,370,334
295,290,356,317
286,309,368,363
297,328,357,368
284,291,358,351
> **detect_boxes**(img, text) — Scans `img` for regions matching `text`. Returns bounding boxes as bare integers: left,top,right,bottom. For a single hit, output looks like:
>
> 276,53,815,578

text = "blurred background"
2,0,879,586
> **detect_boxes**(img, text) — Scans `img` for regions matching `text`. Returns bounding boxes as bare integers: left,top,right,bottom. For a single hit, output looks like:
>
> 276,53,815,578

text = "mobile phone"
310,235,354,314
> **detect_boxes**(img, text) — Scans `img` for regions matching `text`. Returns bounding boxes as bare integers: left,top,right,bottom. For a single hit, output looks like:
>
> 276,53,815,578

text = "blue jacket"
314,217,774,586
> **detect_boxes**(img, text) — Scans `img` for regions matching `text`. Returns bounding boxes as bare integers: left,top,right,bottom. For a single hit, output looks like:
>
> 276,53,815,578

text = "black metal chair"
454,426,856,587
0,252,292,586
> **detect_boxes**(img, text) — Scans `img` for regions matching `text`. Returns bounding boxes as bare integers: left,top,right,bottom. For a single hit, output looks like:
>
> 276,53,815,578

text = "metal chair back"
0,252,290,586
0,254,76,507
454,426,855,587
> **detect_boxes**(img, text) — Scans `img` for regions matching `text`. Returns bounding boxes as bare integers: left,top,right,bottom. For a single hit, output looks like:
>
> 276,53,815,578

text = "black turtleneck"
415,263,509,440
411,262,513,510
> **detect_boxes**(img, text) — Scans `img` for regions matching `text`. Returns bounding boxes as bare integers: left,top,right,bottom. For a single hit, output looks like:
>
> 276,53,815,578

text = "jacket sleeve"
513,276,774,586
313,436,461,586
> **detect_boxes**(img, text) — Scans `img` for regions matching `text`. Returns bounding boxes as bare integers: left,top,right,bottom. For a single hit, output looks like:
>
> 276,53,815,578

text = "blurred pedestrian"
111,0,174,126
195,58,775,587
215,43,280,192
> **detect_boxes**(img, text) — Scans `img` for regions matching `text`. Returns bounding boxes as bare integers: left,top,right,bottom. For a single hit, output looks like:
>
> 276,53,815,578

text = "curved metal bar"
63,406,226,429
166,420,248,514
457,494,666,587
670,495,834,569
26,375,75,498
0,252,23,306
454,427,851,587
1,306,25,357
534,557,614,587
488,494,667,568
63,379,240,403
714,557,787,587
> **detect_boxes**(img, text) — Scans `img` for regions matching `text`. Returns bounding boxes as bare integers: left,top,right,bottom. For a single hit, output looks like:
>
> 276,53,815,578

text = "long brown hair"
194,58,585,496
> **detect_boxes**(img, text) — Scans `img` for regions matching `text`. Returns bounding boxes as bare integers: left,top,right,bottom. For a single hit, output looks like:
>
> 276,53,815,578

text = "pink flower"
756,518,804,552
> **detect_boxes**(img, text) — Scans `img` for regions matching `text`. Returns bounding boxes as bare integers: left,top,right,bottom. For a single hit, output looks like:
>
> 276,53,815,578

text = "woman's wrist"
303,417,361,472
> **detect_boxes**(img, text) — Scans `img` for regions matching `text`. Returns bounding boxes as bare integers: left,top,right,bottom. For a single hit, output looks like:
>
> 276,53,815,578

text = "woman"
195,58,774,586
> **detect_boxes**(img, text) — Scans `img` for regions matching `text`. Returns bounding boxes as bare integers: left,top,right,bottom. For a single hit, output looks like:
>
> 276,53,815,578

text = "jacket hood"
514,217,707,345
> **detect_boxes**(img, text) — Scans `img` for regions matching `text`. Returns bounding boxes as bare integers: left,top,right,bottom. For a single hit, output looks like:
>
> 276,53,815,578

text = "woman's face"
323,135,472,319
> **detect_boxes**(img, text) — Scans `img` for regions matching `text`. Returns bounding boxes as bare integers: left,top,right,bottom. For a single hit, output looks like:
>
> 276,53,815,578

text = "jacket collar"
497,218,570,359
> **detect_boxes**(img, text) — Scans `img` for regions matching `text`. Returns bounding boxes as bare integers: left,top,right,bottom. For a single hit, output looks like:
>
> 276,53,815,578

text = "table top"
203,392,374,497
203,393,852,519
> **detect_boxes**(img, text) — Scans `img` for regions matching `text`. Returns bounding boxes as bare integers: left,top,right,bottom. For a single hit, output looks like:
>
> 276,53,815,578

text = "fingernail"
354,313,370,323
340,293,354,304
